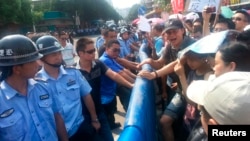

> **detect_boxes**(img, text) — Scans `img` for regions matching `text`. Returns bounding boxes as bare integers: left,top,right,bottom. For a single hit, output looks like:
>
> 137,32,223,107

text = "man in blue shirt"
0,35,68,141
99,39,136,129
35,35,100,141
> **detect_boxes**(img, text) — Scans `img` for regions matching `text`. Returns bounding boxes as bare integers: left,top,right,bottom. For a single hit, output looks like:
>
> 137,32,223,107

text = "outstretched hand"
137,70,155,80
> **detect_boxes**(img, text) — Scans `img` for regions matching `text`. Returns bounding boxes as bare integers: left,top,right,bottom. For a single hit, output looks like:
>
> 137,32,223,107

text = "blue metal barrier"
118,43,156,141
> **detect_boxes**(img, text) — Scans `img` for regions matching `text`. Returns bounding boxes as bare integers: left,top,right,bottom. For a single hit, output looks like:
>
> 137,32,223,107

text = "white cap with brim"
185,12,199,22
187,71,250,124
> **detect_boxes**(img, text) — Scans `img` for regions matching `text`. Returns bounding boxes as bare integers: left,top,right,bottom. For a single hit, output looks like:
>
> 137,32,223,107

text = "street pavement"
73,35,125,141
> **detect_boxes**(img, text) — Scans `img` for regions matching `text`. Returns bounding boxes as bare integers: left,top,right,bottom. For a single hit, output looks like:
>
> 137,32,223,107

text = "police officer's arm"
54,113,68,141
105,68,134,89
82,95,101,131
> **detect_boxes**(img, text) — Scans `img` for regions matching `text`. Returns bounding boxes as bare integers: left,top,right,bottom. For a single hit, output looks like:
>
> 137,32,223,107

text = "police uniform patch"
0,108,14,118
67,79,76,86
40,94,49,100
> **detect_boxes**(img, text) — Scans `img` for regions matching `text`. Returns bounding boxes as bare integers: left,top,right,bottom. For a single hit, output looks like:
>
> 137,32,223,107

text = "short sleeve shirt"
76,60,108,114
162,36,196,90
0,79,58,141
36,66,92,137
99,52,124,104
61,42,76,66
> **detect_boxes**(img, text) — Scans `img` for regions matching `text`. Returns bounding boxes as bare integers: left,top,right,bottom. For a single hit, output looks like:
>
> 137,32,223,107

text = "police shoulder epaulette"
34,77,48,83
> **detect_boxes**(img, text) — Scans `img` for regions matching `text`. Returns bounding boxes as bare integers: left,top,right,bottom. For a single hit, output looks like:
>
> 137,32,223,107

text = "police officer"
35,35,100,141
0,34,68,141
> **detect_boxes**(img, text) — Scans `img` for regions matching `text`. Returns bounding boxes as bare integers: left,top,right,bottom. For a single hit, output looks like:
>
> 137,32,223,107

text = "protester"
138,19,196,141
187,71,250,135
186,41,250,140
232,9,250,32
151,23,165,59
174,50,212,131
35,35,100,141
0,35,68,141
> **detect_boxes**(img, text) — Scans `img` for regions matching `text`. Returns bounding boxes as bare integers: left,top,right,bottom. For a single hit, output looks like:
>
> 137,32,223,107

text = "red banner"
171,0,184,13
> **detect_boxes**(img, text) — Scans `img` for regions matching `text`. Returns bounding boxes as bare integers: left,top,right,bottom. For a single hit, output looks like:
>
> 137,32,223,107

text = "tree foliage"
126,4,141,22
33,0,122,22
0,0,32,25
0,0,121,26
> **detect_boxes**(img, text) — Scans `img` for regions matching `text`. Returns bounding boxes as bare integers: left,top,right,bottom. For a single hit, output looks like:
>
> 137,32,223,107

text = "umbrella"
147,18,165,25
132,18,140,25
178,30,239,58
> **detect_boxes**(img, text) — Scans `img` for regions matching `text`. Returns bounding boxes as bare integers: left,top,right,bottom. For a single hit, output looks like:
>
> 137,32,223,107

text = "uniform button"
36,123,40,126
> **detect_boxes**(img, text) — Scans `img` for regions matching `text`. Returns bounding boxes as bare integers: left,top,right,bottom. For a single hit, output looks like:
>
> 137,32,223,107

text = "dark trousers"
69,112,114,141
116,85,132,112
102,97,117,127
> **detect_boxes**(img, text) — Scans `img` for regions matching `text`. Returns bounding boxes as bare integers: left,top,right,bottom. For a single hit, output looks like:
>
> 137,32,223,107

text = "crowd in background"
0,4,250,141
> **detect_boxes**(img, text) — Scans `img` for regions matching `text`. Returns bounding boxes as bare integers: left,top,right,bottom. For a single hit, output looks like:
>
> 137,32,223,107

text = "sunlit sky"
111,0,140,9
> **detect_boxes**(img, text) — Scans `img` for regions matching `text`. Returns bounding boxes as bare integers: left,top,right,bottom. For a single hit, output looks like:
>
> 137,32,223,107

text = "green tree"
0,0,32,25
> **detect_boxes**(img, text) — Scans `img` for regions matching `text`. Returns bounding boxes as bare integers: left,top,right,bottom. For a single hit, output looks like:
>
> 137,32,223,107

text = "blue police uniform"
99,52,124,104
118,37,132,58
96,36,105,49
0,79,59,141
36,65,92,137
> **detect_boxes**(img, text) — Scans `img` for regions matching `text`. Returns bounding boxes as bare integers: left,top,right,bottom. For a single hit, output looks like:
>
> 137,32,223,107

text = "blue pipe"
118,43,156,141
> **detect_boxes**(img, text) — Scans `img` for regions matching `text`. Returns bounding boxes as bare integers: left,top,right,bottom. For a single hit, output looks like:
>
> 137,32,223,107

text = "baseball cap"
187,71,250,124
164,19,184,32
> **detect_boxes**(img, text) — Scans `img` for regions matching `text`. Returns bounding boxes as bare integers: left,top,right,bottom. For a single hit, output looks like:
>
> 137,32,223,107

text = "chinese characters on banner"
187,0,220,12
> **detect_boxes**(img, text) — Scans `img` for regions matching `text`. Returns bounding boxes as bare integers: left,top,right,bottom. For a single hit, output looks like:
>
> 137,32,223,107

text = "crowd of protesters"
0,3,250,141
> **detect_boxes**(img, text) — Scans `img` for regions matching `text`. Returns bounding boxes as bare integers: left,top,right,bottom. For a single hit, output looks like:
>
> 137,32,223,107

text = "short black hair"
237,29,250,46
235,9,250,23
218,41,250,71
216,18,235,29
76,37,94,55
103,28,115,37
153,23,165,32
106,39,120,48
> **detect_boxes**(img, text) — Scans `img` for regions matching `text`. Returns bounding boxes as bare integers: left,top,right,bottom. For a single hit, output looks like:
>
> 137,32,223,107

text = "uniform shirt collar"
76,60,96,69
1,79,37,100
37,65,66,81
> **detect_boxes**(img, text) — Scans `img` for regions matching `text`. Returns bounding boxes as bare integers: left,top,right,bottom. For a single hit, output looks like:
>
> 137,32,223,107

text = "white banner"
187,0,220,12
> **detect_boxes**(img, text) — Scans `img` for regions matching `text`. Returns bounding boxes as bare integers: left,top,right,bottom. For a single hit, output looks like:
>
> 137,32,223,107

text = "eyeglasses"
112,48,120,53
83,48,96,54
232,17,243,21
